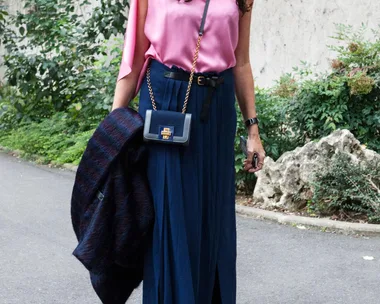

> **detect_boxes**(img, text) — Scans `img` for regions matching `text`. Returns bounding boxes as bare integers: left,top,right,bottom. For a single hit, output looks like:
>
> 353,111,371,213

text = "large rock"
253,129,380,210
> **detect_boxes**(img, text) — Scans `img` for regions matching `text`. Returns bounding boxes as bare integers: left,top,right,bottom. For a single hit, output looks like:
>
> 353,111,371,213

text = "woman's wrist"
247,124,260,138
244,114,260,137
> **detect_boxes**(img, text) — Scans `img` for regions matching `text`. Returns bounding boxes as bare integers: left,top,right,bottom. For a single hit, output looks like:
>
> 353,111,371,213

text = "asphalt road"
1,151,380,304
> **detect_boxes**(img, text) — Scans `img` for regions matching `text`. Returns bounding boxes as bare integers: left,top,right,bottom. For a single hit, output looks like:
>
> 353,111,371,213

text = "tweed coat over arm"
70,107,154,304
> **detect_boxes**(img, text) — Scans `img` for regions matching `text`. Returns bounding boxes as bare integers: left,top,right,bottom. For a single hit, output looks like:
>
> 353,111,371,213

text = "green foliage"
1,0,127,126
283,23,380,152
0,85,24,130
286,72,351,142
0,111,95,165
83,0,129,40
59,40,125,131
0,0,134,165
328,24,380,68
347,71,375,95
4,0,95,114
272,74,298,98
307,152,380,223
0,1,8,41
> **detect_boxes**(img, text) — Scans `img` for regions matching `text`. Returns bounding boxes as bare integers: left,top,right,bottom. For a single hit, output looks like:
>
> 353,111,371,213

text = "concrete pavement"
1,151,380,304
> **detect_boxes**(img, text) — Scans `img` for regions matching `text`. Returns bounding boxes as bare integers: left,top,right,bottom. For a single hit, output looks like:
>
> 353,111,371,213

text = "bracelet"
245,117,259,128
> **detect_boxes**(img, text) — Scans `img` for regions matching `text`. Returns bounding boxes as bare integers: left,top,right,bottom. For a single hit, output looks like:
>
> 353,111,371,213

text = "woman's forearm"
112,76,137,110
111,44,148,111
233,62,259,136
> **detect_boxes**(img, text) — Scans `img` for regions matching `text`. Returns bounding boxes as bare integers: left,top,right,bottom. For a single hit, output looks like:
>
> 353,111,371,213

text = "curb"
62,163,79,172
236,205,380,235
0,145,80,172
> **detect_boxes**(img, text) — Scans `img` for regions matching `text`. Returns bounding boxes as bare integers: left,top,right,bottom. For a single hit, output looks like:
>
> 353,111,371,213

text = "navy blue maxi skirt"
138,59,237,304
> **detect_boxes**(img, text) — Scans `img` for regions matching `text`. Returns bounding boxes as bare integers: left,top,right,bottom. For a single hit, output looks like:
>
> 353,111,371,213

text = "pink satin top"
117,0,240,94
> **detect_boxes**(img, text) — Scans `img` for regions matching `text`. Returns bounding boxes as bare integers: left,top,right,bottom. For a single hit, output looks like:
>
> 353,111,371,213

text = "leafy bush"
0,1,7,40
59,41,126,131
1,0,128,125
307,152,380,223
0,85,23,130
272,74,298,98
0,0,140,166
285,24,380,152
0,111,94,165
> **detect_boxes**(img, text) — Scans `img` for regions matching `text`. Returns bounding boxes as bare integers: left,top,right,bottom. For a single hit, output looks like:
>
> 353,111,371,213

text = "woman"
112,0,265,303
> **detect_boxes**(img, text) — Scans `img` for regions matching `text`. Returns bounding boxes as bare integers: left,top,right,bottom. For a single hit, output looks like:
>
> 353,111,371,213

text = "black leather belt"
164,71,224,122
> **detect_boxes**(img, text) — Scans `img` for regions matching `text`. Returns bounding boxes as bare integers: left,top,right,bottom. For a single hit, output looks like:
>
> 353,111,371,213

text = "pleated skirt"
138,59,237,304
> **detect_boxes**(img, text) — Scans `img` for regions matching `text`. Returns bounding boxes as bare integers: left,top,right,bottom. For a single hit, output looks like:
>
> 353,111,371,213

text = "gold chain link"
182,35,202,114
146,34,203,114
146,66,157,111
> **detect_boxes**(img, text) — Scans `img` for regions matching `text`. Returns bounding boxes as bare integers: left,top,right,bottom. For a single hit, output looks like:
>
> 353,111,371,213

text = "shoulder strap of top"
199,0,211,36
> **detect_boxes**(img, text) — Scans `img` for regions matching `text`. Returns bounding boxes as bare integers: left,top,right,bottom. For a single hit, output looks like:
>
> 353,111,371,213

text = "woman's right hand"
243,134,265,173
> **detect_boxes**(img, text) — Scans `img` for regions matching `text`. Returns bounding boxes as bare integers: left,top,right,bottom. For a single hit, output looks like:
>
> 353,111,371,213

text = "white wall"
1,0,379,88
250,0,380,87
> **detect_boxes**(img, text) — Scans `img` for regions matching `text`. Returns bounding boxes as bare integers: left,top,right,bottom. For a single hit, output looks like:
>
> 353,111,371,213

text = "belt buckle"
197,76,205,86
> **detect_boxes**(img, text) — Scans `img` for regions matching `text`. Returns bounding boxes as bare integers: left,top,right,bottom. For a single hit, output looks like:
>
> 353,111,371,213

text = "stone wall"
1,0,379,88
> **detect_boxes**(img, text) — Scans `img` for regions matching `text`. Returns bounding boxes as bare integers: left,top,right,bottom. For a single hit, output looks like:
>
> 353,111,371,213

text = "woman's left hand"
243,134,266,173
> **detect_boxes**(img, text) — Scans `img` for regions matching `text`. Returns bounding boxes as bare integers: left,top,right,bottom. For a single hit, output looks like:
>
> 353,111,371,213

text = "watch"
245,117,259,127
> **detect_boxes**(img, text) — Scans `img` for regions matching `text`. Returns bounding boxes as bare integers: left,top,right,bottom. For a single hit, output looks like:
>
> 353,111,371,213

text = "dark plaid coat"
70,107,154,304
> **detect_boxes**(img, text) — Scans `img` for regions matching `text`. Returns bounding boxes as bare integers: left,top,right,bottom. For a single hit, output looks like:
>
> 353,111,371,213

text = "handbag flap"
149,110,186,136
143,110,191,144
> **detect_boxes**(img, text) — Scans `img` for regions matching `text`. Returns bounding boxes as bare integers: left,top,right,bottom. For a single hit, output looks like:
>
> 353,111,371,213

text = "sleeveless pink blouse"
117,0,240,94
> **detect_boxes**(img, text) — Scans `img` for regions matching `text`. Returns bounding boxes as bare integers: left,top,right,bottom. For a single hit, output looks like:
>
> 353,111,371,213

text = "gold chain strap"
146,34,203,114
146,65,158,111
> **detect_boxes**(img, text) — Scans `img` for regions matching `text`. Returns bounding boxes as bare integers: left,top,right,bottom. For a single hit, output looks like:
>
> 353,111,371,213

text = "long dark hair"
236,0,253,13
182,0,253,13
